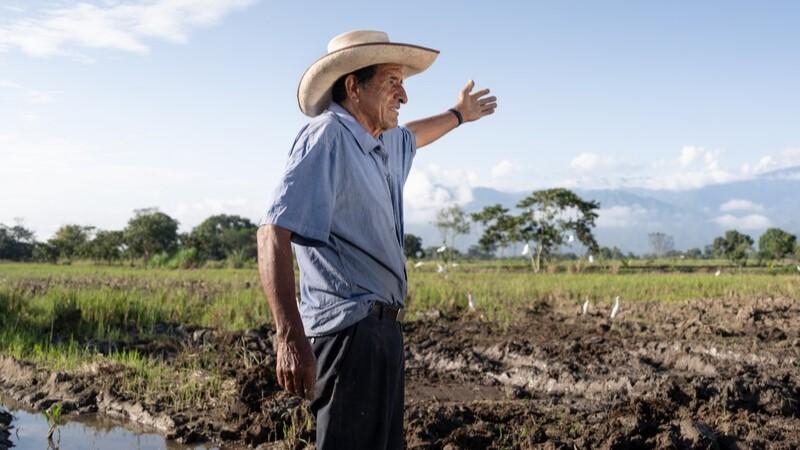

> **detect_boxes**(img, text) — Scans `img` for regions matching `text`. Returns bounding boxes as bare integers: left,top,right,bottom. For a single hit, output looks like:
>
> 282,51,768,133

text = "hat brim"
298,42,439,117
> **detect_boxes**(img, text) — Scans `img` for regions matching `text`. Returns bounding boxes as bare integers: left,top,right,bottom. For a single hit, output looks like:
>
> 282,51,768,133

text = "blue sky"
2,0,799,239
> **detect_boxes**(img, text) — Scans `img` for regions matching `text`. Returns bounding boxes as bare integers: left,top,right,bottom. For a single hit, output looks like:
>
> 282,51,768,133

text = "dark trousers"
309,312,404,450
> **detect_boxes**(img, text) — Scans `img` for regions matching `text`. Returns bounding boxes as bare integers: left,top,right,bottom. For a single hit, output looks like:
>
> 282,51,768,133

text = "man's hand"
275,332,316,400
454,80,497,122
257,224,316,401
404,79,497,148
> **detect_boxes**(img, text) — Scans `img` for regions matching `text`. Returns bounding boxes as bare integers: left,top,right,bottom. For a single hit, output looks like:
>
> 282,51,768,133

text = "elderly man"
257,30,496,449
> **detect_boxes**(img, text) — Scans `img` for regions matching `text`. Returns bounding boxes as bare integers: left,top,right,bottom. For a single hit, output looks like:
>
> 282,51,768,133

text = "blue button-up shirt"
262,103,416,336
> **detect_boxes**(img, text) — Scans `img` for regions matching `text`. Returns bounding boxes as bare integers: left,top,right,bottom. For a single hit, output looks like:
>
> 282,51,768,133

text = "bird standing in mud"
582,298,590,316
610,296,620,319
467,293,476,312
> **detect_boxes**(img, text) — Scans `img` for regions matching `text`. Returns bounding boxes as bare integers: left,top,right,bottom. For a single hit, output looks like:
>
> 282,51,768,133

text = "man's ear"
344,74,360,102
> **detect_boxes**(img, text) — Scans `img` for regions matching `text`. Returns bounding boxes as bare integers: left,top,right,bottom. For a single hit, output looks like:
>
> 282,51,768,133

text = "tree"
685,248,703,259
48,224,94,260
517,188,599,272
124,208,179,261
433,205,470,260
599,246,626,260
712,230,754,266
471,205,520,256
648,232,674,258
758,228,796,260
0,221,35,261
474,188,599,272
86,230,125,262
32,242,58,263
187,214,257,261
403,234,423,259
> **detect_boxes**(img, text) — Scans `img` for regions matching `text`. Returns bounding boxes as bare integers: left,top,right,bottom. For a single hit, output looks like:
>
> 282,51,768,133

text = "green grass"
1,261,798,414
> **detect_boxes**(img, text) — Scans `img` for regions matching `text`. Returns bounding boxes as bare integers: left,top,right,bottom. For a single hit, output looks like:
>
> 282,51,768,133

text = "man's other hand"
454,80,497,122
275,332,316,400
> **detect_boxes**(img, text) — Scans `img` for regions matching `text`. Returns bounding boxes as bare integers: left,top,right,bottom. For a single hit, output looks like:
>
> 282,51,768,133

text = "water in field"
1,399,217,450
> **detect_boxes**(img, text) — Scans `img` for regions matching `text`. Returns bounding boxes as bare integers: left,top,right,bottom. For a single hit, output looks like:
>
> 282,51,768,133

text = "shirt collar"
328,102,384,155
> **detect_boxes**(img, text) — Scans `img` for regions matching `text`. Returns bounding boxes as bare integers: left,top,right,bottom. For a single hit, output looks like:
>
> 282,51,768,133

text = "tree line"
405,188,800,270
3,189,799,269
0,208,257,268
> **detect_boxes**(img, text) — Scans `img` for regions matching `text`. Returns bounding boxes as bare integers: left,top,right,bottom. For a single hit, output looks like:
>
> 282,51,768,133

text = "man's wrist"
448,108,464,127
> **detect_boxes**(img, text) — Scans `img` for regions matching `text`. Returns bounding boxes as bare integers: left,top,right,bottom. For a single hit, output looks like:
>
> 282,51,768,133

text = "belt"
370,302,403,321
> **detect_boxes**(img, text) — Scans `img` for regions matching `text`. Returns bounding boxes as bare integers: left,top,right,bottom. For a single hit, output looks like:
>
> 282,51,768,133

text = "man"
257,30,496,449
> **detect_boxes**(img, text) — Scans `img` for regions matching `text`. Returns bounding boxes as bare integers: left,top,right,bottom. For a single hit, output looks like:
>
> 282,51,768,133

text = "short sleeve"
383,125,416,184
262,125,341,247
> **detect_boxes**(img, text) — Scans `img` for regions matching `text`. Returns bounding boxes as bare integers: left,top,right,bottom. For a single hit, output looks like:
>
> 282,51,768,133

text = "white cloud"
404,164,476,223
719,199,763,213
596,205,648,228
750,148,800,174
678,146,701,166
712,214,772,230
570,152,601,172
636,146,737,190
0,0,257,59
490,159,514,178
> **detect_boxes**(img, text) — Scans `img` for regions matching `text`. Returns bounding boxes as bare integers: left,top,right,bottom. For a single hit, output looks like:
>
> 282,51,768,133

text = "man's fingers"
479,96,497,105
461,80,475,96
302,367,316,400
284,367,297,394
470,88,490,99
276,368,286,389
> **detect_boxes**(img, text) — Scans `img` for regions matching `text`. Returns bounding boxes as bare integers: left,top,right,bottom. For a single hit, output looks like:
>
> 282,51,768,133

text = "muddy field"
1,294,799,449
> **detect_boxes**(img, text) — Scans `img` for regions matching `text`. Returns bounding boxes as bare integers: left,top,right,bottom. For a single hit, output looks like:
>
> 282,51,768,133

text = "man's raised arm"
405,80,497,149
256,224,315,400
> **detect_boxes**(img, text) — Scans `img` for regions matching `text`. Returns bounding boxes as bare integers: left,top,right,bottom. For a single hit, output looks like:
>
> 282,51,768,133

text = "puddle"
1,398,216,450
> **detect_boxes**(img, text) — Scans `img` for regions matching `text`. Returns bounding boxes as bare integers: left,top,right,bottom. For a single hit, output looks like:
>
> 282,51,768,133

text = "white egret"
521,243,530,256
610,296,620,319
581,298,589,315
714,269,721,277
436,263,445,273
467,292,476,312
436,245,447,253
414,261,424,268
567,234,575,243
588,255,595,264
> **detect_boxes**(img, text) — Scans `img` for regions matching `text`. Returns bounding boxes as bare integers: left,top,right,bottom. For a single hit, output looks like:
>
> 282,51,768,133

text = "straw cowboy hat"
298,30,439,117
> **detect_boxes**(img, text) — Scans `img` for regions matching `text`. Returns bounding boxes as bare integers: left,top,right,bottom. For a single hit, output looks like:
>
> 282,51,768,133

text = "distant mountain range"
406,166,800,254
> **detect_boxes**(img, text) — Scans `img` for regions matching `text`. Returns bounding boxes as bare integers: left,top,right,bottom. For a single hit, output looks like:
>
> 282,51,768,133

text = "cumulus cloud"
0,0,257,59
570,152,600,172
635,146,737,190
712,214,772,230
719,199,764,213
490,159,514,178
743,148,800,175
596,205,648,228
404,164,476,223
569,152,625,173
678,146,702,166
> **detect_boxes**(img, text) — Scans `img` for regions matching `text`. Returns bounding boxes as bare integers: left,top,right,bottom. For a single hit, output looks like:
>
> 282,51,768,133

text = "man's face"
357,64,407,132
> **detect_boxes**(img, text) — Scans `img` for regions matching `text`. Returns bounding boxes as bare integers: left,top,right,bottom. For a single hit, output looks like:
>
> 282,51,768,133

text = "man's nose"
397,86,407,104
